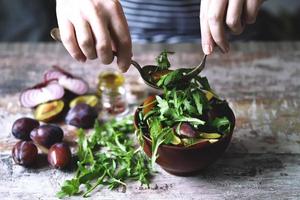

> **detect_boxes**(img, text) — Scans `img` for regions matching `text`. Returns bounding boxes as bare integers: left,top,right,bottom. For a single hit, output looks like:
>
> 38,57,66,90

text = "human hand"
56,0,132,72
200,0,264,55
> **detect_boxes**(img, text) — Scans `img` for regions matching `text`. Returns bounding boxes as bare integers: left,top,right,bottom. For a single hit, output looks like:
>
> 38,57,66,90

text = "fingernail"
203,44,213,55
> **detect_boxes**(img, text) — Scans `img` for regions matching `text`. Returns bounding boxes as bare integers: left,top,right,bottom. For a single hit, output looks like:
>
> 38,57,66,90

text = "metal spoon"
50,28,207,90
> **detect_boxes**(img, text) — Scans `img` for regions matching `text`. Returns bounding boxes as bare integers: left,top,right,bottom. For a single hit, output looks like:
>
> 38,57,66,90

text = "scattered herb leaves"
57,117,151,198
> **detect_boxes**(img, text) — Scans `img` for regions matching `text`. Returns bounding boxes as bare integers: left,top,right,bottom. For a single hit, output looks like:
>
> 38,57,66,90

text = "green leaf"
56,179,80,198
175,117,205,126
197,76,211,90
156,49,171,70
156,96,169,116
149,118,175,169
211,117,231,134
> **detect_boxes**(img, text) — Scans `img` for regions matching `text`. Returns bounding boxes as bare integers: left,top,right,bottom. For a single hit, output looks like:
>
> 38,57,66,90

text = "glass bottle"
97,70,128,121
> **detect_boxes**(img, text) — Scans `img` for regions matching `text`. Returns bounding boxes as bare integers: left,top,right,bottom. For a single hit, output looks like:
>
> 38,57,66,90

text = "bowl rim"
134,100,236,150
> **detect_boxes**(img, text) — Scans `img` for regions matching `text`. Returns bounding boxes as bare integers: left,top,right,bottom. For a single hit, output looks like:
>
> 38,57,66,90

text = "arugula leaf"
211,117,231,134
56,179,80,198
157,70,184,88
156,50,171,70
192,92,203,115
156,96,169,117
149,118,174,168
175,117,205,126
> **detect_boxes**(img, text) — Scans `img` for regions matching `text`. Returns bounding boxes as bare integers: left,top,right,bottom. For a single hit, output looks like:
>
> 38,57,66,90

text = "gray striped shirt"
120,0,201,43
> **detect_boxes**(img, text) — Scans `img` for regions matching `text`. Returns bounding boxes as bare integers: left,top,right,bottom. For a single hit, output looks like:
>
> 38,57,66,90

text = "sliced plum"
34,100,65,122
69,95,98,108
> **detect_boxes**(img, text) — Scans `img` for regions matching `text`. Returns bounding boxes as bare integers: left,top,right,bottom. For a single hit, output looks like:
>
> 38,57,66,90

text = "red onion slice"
58,76,89,95
44,66,89,95
44,69,65,81
20,82,65,108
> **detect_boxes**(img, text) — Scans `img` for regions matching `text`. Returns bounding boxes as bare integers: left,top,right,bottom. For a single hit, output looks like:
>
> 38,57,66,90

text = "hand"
56,0,132,72
200,0,264,55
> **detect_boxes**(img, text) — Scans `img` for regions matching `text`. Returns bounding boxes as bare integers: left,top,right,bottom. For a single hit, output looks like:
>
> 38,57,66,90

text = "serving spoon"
50,28,207,90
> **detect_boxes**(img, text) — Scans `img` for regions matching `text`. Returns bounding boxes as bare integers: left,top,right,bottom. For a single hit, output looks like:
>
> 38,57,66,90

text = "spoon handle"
185,54,207,78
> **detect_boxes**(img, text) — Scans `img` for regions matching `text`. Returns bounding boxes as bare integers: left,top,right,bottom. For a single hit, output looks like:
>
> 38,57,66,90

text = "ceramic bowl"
134,101,235,176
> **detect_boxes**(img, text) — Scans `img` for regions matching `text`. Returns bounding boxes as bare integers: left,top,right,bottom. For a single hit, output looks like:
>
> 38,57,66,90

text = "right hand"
56,0,132,72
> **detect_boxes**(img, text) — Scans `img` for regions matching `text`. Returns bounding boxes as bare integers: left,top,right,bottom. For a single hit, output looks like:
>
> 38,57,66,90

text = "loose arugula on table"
57,117,151,198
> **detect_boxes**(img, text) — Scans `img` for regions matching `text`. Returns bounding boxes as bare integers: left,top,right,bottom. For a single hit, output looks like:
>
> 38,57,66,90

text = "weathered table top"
1,42,300,200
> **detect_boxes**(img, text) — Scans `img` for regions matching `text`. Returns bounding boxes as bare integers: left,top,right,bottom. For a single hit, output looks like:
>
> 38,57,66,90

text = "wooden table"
0,42,300,199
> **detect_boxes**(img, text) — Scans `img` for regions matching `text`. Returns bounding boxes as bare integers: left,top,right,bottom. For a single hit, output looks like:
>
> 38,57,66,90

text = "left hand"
200,0,264,55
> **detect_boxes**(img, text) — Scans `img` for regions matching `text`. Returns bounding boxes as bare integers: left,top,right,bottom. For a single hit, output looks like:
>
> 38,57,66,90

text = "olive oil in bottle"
97,70,128,120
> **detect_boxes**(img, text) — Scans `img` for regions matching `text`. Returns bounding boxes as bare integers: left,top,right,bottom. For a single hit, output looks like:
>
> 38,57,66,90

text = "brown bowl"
134,101,235,176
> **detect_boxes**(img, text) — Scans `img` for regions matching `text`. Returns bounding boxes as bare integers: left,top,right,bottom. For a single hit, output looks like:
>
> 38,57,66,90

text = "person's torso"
121,0,201,43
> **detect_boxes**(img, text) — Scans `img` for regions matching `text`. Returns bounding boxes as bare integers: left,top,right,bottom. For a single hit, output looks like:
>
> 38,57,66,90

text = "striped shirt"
120,0,201,43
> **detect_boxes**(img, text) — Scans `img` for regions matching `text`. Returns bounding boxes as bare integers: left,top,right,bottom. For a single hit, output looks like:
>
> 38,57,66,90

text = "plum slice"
69,95,98,108
174,122,198,138
44,65,89,95
34,100,64,122
20,81,65,108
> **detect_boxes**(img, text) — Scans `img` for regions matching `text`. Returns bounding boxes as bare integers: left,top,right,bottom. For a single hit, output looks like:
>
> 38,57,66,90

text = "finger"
208,0,229,53
84,1,113,64
200,0,214,55
58,19,86,62
73,18,97,60
107,1,132,72
226,0,245,35
244,0,263,24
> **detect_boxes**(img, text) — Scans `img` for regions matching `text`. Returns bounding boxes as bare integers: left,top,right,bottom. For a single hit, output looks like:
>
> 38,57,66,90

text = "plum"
69,95,98,108
12,117,40,140
48,143,72,169
34,100,64,122
30,124,64,149
12,141,38,166
65,103,98,129
174,122,198,138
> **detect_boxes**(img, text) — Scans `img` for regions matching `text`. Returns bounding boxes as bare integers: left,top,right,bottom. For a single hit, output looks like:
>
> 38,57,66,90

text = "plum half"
34,100,64,122
173,122,198,138
69,95,98,108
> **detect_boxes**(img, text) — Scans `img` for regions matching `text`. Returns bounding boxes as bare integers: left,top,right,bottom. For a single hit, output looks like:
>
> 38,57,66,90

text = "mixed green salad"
137,51,232,167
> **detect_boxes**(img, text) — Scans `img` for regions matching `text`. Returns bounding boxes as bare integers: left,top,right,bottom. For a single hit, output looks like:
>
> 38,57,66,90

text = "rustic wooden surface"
0,42,300,200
